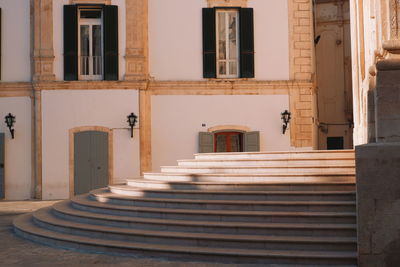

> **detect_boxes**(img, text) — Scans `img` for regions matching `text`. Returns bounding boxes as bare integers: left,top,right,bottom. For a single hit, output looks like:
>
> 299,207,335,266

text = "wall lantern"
127,112,138,138
281,110,291,134
5,113,16,139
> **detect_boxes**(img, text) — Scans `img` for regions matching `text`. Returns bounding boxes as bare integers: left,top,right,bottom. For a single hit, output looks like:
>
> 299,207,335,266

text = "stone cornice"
0,80,313,95
0,82,33,97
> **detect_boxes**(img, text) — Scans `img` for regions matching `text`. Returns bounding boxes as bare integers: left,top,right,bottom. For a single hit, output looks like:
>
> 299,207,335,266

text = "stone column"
32,0,55,81
356,6,400,263
125,0,148,80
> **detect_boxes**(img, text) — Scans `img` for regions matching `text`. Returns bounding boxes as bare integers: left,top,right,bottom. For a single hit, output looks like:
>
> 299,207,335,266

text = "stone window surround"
207,0,247,8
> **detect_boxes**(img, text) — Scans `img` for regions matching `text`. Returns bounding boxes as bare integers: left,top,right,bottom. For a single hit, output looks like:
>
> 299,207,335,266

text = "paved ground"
0,200,262,267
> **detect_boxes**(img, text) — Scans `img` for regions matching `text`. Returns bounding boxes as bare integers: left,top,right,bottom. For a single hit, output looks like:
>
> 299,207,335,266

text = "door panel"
74,131,108,195
0,133,4,199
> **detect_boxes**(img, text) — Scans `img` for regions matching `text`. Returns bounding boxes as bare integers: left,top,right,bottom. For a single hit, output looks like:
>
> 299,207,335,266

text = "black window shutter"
64,5,78,81
103,5,119,81
239,8,254,78
202,8,216,78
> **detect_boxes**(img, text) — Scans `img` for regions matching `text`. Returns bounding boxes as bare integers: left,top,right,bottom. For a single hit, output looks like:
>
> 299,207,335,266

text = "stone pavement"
0,200,263,267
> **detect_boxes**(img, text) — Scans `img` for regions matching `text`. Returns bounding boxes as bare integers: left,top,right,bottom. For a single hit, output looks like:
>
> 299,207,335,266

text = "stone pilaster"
125,0,148,81
32,0,55,81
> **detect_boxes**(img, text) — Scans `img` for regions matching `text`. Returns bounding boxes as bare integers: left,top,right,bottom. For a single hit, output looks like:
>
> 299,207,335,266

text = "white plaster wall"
0,0,31,82
53,0,126,81
41,90,139,200
151,95,291,171
0,97,32,200
148,0,290,80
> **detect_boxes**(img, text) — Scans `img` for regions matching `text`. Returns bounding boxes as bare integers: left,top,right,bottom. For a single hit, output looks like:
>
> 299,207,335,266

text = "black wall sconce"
281,110,291,134
5,113,16,139
127,112,138,138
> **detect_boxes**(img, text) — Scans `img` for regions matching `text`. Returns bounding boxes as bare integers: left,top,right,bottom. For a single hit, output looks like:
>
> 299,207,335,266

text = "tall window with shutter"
202,7,254,79
64,5,118,81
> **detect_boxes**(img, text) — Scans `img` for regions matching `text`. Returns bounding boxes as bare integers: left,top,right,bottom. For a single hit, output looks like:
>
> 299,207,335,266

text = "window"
202,7,254,79
79,9,103,80
64,5,118,81
216,10,239,78
199,131,259,153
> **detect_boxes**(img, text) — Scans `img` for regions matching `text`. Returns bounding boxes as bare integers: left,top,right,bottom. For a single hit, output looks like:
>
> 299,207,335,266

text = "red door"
214,132,243,152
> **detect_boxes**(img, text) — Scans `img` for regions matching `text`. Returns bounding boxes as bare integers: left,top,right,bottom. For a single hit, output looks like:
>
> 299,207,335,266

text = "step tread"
110,184,356,195
14,213,357,259
34,207,357,244
178,158,356,163
71,195,356,217
53,199,357,230
162,165,355,169
144,172,355,177
92,189,356,206
194,150,355,156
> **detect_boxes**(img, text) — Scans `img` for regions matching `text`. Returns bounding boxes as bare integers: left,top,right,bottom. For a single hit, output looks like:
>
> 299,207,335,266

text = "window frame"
215,9,240,78
78,8,103,80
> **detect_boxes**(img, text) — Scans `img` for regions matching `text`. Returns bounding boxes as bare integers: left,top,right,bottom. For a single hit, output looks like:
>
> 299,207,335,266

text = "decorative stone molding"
389,0,400,39
69,126,113,198
32,0,55,81
207,125,251,133
125,0,149,81
70,0,111,4
207,0,247,8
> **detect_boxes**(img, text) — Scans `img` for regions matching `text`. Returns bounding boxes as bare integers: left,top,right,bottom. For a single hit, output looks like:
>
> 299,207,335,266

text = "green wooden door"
74,131,108,195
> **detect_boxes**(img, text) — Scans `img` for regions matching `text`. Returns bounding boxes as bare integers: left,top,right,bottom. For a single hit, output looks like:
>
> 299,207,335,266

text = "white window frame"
216,9,240,78
78,8,103,81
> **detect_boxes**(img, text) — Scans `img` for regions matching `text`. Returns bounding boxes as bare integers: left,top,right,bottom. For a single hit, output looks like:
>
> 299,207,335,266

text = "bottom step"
14,213,357,266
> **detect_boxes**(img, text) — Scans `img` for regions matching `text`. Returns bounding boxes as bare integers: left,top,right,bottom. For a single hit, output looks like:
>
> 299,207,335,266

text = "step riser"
14,226,357,265
51,207,357,237
129,181,355,190
194,152,355,161
109,188,356,202
70,202,356,224
160,167,355,175
32,215,356,252
178,159,355,167
91,195,355,213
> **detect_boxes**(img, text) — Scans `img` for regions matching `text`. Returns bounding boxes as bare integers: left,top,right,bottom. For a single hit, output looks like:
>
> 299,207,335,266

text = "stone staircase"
14,150,357,266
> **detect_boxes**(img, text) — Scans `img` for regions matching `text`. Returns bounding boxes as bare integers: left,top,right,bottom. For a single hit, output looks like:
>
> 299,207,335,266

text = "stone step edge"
109,185,356,195
178,157,356,163
34,207,357,245
132,179,355,187
71,195,357,218
14,213,357,260
194,149,355,156
91,189,356,206
54,199,357,231
143,173,356,177
162,165,356,169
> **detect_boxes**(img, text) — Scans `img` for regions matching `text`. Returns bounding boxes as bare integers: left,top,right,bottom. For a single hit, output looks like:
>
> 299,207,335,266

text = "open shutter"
202,8,216,78
244,131,259,152
64,5,78,81
0,133,4,199
239,8,254,78
103,5,119,80
199,132,214,153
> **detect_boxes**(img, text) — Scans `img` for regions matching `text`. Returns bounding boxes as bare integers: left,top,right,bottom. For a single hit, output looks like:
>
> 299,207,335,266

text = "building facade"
0,0,344,201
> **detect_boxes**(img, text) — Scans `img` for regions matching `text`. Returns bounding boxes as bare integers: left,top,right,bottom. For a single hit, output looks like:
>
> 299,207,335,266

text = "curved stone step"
69,195,356,224
90,189,356,212
14,214,357,265
160,165,355,175
32,207,357,252
50,199,357,237
109,185,356,201
177,158,355,167
194,150,355,161
129,177,356,190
